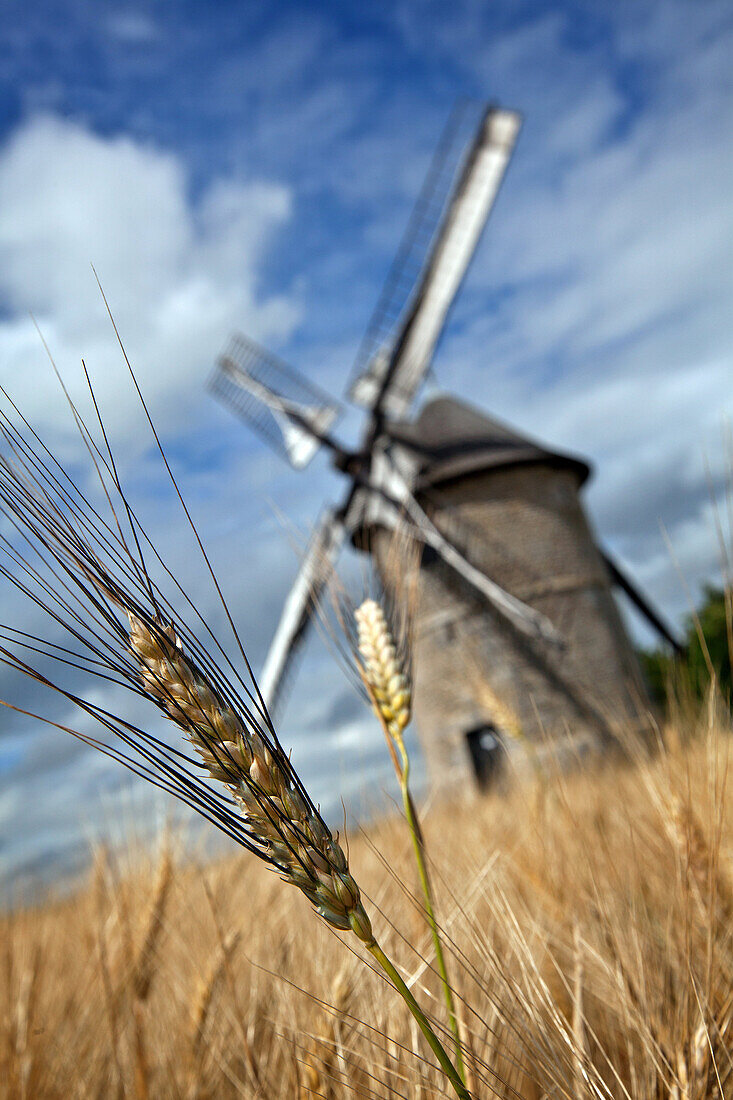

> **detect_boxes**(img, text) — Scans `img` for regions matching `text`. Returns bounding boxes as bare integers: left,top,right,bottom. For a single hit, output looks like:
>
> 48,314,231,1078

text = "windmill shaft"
408,500,561,645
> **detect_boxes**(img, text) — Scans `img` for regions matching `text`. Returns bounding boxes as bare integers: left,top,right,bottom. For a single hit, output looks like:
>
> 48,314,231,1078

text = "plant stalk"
396,737,466,1084
367,939,472,1100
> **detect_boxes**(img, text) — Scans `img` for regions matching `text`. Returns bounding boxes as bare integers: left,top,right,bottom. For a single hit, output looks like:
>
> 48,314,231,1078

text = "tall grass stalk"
367,940,469,1098
355,596,466,1084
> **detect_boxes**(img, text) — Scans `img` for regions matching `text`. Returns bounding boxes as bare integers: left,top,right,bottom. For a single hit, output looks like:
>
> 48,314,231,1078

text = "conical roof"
385,395,590,488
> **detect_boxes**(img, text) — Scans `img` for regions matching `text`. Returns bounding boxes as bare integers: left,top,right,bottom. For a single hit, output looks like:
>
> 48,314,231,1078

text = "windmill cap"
386,395,591,489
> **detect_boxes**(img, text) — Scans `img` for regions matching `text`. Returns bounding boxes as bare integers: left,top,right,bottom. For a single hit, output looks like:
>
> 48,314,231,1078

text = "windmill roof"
386,395,591,488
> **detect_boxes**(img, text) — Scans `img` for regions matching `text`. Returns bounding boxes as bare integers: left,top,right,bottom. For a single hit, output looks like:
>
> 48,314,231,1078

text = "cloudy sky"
1,0,732,896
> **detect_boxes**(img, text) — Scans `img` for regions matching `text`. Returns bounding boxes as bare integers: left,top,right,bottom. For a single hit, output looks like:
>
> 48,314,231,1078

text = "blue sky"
0,0,732,894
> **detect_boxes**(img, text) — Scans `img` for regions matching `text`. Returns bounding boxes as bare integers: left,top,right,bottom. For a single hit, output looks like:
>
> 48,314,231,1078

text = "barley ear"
127,612,375,947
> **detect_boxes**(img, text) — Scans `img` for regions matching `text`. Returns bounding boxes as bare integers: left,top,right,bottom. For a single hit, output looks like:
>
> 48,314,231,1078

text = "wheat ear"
355,598,466,1085
128,613,374,944
355,599,411,748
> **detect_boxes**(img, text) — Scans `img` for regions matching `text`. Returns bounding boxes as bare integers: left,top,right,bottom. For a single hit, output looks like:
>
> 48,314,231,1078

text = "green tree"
640,585,732,707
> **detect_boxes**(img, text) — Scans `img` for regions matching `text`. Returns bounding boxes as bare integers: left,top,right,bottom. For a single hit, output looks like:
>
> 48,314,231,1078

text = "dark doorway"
465,724,503,788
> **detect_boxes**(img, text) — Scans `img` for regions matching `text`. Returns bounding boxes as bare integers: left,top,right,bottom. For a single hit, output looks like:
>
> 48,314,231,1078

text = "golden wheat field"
2,705,731,1100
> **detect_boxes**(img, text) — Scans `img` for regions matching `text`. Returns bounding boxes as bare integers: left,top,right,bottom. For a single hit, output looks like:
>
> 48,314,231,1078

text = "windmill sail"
259,510,346,712
351,106,521,417
348,101,484,403
210,335,341,468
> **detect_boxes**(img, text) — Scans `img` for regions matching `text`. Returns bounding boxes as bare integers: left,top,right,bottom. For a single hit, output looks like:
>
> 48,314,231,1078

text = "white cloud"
107,11,159,44
0,114,300,441
0,114,317,892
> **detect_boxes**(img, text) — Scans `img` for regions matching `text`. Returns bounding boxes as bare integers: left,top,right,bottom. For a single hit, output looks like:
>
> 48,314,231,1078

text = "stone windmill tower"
364,396,659,787
209,103,679,789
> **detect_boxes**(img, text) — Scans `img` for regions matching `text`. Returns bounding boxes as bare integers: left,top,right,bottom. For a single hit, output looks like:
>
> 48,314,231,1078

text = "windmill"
209,102,679,789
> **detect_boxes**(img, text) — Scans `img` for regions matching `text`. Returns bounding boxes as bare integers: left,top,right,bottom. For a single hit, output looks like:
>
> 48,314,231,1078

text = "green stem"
367,940,472,1100
396,738,466,1085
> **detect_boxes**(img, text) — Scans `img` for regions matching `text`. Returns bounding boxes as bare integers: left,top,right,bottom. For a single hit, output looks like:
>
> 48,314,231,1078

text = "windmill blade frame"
350,105,521,418
259,510,346,713
347,100,484,401
210,334,342,469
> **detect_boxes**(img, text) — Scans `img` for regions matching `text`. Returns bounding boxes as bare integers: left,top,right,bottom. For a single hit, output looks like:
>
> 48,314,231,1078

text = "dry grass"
1,709,731,1099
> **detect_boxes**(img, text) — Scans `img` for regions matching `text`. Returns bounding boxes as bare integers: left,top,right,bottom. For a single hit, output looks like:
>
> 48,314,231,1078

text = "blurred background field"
3,700,730,1099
